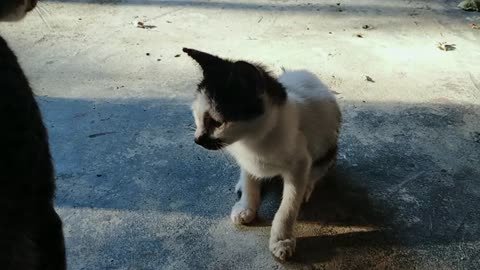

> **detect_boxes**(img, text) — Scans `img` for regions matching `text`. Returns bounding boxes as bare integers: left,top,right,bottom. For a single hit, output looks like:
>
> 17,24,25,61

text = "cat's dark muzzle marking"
194,135,225,150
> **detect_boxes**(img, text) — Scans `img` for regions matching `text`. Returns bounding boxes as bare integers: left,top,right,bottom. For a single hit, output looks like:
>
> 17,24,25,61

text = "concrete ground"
1,0,480,269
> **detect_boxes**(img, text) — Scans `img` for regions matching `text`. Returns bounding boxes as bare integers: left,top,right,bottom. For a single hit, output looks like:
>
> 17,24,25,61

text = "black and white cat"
0,1,66,269
184,48,341,261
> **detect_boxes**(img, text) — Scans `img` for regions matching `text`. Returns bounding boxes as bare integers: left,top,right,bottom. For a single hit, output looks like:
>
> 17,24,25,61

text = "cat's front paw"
269,238,296,261
230,202,256,225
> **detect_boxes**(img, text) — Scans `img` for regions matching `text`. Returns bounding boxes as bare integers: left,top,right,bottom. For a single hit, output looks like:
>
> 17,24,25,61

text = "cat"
183,48,341,261
0,0,37,21
0,1,67,269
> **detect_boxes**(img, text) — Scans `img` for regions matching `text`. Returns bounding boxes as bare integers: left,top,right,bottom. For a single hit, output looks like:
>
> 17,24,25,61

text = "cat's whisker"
36,5,46,16
37,3,53,18
219,147,235,165
35,5,55,32
35,4,46,17
35,7,53,31
218,148,229,164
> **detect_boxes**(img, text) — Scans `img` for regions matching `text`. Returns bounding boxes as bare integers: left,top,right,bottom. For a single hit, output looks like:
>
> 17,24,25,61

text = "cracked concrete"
1,0,479,269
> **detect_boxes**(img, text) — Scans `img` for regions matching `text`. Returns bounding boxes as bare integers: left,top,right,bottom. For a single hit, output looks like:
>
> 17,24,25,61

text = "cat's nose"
194,134,207,146
194,135,223,150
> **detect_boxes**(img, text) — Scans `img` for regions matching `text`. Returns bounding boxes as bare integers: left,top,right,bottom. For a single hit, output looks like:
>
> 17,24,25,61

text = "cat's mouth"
194,137,226,150
201,142,225,150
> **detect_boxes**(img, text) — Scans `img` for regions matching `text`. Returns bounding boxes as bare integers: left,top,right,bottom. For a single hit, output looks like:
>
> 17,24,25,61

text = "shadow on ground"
39,96,480,269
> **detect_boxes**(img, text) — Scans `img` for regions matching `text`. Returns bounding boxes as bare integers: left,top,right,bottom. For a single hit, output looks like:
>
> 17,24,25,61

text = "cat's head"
183,48,286,150
0,0,38,21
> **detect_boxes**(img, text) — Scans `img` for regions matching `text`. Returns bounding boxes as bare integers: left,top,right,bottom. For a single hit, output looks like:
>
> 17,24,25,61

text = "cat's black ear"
183,48,229,77
231,61,265,94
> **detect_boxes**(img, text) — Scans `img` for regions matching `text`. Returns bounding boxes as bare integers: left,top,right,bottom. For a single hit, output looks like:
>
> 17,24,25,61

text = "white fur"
192,70,341,261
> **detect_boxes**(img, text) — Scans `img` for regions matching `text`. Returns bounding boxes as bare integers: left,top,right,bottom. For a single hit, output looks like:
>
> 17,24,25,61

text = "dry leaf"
133,20,157,29
437,42,456,51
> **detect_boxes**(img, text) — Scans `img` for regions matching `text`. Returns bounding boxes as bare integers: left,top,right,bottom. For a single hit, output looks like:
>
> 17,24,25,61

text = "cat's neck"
229,99,299,154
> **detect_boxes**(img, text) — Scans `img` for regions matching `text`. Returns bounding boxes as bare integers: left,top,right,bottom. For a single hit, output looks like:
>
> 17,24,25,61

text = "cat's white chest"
227,144,281,178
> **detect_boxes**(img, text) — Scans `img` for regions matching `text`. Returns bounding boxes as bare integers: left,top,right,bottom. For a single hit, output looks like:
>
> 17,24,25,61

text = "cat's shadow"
253,167,393,264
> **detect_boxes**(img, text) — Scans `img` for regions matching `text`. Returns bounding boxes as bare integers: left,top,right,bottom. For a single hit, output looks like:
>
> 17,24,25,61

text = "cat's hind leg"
304,146,337,202
304,165,329,203
231,169,261,225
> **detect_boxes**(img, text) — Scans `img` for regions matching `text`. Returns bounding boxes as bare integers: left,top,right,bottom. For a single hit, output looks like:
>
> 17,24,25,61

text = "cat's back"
0,34,66,270
278,70,335,102
278,70,341,157
278,69,340,130
0,35,55,205
0,36,34,104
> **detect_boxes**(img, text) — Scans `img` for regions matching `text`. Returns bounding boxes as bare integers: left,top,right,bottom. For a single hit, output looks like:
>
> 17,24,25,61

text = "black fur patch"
203,113,222,133
0,1,16,19
0,0,37,20
0,36,66,270
183,48,287,122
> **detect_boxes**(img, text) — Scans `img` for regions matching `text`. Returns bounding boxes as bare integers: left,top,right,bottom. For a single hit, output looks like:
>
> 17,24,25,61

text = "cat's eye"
205,114,223,129
211,119,223,128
